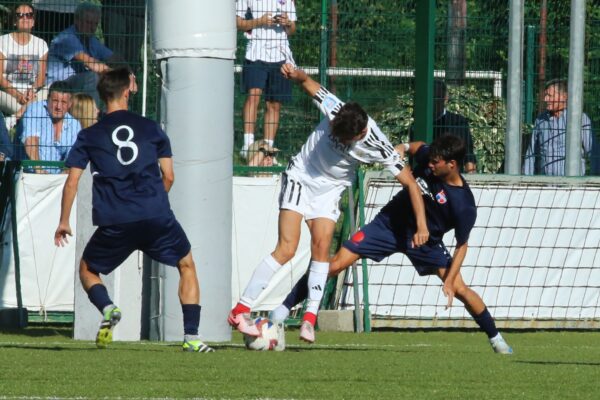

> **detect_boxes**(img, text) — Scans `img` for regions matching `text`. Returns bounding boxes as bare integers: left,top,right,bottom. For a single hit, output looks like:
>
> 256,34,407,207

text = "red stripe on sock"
232,303,251,315
303,312,317,326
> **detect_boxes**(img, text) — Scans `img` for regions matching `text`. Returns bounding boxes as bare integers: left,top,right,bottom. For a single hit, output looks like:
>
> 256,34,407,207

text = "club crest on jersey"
351,231,365,244
436,190,447,204
322,95,337,112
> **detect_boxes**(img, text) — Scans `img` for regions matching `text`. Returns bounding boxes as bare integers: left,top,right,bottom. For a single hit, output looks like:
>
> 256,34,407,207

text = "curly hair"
330,102,368,143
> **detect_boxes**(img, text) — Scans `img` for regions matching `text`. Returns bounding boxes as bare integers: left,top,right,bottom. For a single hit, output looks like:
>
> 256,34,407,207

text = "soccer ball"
243,317,279,351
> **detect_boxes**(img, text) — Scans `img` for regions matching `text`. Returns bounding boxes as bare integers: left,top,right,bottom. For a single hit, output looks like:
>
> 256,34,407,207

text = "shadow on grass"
0,325,73,338
515,360,600,367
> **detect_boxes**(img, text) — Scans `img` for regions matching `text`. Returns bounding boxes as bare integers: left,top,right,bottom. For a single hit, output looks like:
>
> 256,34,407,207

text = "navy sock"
471,308,499,339
182,304,201,336
283,272,309,309
87,284,113,313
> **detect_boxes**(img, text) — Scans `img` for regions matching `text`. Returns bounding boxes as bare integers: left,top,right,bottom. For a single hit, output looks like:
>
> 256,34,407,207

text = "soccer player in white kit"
229,64,429,342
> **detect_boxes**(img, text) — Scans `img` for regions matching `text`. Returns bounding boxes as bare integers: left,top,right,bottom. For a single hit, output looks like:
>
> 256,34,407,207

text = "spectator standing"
236,0,297,158
70,92,97,128
524,79,594,176
46,2,114,105
410,80,476,173
0,3,49,128
20,80,80,173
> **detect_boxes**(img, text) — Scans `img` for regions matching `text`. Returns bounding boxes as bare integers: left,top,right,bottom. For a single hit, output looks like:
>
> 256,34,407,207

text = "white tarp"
231,176,311,310
0,173,76,313
0,174,311,316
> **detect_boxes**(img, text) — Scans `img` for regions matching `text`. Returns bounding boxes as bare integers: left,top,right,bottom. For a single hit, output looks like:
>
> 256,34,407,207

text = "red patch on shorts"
351,231,365,244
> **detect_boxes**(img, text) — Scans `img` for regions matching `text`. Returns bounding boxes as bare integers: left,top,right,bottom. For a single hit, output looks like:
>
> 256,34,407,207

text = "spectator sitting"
46,2,115,105
0,3,49,129
524,79,594,176
70,92,98,128
20,80,81,173
247,140,280,168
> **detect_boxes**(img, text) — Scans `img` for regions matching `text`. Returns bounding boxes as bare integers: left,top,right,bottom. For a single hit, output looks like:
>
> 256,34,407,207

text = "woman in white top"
0,3,48,123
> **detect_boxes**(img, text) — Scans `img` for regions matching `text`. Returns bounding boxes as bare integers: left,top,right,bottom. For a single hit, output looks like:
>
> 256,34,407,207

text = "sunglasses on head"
16,12,34,19
259,147,277,157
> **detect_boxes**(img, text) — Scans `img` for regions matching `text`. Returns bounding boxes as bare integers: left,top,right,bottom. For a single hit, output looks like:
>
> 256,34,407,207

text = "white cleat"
490,335,513,354
299,321,315,343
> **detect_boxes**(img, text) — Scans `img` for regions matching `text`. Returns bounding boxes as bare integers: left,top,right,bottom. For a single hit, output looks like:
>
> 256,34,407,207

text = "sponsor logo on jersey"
436,190,447,204
351,230,365,244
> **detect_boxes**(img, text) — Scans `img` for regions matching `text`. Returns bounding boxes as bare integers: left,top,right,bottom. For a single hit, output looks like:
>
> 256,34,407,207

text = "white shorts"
278,170,347,222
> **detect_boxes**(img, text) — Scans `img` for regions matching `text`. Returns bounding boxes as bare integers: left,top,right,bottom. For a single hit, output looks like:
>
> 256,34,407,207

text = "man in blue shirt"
523,79,594,176
54,67,213,353
46,3,114,105
21,80,81,173
273,136,513,354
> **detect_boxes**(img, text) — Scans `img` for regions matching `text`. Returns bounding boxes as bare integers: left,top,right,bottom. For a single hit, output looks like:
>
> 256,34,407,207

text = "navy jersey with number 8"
66,110,172,226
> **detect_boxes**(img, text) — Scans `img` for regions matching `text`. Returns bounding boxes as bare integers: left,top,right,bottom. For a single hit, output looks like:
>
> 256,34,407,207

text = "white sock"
264,138,274,147
240,254,281,307
269,304,290,323
243,133,255,149
306,261,329,315
490,333,503,342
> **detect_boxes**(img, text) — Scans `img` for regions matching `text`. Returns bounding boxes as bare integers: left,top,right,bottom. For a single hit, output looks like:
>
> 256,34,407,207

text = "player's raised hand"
54,223,72,247
442,279,455,309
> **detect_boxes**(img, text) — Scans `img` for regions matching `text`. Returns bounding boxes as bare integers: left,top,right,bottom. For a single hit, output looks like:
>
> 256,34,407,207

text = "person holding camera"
235,0,296,159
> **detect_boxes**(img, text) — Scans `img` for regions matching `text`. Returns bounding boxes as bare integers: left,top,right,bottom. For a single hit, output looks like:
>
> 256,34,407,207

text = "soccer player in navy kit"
53,67,214,353
275,135,513,354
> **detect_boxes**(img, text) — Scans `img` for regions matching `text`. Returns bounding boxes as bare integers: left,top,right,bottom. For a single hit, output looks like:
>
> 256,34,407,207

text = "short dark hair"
48,80,72,97
545,78,567,94
97,67,131,103
330,102,368,143
429,134,466,165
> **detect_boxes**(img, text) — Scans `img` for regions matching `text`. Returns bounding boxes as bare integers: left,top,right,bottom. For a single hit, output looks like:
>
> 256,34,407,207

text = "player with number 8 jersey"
54,67,214,353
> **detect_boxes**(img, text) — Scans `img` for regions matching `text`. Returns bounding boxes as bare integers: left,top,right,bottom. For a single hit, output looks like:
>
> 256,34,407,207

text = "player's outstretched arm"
442,242,468,309
158,157,174,193
281,63,321,97
395,166,429,247
54,167,83,247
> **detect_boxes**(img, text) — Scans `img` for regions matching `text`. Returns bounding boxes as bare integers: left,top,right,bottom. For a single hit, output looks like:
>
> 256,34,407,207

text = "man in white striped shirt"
236,0,297,158
524,79,595,176
229,64,429,343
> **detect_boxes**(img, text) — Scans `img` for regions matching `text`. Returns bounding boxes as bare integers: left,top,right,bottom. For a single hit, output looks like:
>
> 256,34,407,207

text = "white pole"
149,0,235,342
505,0,524,175
141,1,148,117
565,0,586,176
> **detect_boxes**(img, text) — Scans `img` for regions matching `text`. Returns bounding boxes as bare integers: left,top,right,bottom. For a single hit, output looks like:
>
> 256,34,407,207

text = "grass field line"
0,397,299,400
0,340,436,350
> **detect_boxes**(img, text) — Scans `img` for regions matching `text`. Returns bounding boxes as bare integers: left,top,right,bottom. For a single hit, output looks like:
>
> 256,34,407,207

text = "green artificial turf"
0,326,598,399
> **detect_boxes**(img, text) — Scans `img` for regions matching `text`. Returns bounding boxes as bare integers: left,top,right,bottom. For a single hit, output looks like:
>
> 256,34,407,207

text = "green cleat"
182,339,215,353
96,306,121,349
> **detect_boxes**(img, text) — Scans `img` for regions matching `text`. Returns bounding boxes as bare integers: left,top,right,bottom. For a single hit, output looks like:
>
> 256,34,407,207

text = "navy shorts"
242,59,292,102
342,213,452,276
83,213,192,275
